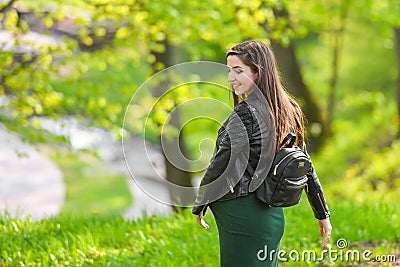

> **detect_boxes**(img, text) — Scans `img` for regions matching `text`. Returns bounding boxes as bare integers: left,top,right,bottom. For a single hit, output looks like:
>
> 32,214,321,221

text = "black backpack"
255,132,311,207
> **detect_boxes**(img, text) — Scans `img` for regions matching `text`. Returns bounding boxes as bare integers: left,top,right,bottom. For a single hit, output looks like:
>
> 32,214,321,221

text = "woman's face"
227,55,258,96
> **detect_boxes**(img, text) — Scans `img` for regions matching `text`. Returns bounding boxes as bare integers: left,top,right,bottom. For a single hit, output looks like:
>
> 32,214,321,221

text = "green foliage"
0,0,303,142
311,91,396,188
1,0,398,146
366,0,400,27
49,47,151,139
296,8,399,196
360,141,400,189
337,141,400,200
0,113,68,144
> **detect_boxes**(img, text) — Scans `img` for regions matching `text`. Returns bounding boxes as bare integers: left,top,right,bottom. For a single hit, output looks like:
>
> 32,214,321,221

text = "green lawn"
44,147,132,216
1,199,398,266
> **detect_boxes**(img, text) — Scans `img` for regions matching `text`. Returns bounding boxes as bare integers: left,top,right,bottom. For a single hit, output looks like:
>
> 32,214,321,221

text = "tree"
149,41,195,210
0,1,70,122
259,1,329,150
395,27,400,138
2,0,342,209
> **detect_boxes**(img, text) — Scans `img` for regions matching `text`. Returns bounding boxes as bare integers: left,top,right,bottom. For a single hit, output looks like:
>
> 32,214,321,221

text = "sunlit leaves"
96,61,107,71
115,27,130,39
133,11,148,24
43,16,53,28
0,0,314,145
368,0,400,27
38,54,52,66
31,117,42,129
4,9,18,32
254,9,267,24
93,27,107,38
345,140,400,191
74,16,88,27
43,91,63,108
154,109,169,126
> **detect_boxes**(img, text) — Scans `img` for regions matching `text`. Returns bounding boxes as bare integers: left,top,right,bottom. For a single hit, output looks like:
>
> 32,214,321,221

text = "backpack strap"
280,132,296,148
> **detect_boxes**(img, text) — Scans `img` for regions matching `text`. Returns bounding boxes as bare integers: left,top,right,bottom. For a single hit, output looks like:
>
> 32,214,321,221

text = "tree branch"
0,0,16,13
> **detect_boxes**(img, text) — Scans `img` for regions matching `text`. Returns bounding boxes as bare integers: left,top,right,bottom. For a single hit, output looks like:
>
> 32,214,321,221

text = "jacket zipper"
227,179,234,193
317,192,328,216
201,200,209,216
218,128,227,143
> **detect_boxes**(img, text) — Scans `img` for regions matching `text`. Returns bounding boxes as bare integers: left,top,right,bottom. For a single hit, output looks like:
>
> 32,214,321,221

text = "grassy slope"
47,148,132,215
0,202,399,266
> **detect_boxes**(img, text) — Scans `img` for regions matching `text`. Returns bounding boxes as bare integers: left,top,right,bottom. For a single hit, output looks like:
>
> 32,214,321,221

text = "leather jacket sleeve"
304,145,331,220
192,102,253,215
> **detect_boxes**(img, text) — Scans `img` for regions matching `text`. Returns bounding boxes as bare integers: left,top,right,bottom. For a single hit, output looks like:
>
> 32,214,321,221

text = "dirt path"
0,122,173,220
0,124,65,220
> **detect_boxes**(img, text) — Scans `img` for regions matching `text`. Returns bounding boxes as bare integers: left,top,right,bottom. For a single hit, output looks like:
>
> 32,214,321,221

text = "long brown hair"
226,40,305,149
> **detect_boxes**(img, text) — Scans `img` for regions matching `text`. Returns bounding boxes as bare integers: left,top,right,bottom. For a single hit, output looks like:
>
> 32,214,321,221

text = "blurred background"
0,0,399,265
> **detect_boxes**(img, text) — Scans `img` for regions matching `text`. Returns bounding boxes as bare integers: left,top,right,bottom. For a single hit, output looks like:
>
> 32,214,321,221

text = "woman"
192,40,332,266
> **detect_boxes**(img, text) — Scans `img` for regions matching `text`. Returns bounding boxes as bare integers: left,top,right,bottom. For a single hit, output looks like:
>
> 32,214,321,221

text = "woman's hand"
195,214,209,229
318,218,332,246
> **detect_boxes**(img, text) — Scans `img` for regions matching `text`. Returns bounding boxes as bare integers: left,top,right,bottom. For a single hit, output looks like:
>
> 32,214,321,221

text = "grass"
0,211,219,267
40,147,132,215
0,200,398,267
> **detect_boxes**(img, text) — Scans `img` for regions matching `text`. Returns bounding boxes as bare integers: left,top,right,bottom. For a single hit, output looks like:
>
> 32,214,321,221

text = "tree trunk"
394,27,400,139
270,40,327,151
261,3,327,152
326,0,349,137
151,41,194,211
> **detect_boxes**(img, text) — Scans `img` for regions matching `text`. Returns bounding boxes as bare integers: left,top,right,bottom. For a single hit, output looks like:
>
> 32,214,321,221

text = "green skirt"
210,193,284,267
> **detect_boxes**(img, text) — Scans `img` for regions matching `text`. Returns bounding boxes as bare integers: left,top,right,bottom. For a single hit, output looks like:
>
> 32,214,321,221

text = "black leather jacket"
192,93,330,220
